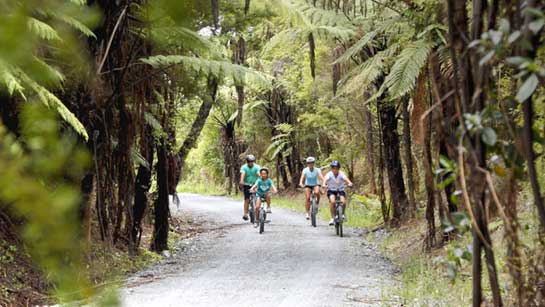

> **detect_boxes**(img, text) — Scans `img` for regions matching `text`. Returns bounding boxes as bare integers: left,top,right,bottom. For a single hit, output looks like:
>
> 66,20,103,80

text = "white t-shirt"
324,171,347,191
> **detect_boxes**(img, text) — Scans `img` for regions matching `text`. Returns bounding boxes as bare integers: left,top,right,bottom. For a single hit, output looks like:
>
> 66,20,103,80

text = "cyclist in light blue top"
298,157,325,220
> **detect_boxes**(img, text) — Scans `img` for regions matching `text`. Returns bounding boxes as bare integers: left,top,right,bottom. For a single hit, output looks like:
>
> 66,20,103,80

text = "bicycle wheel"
259,209,265,234
335,221,339,235
249,198,256,224
310,197,317,227
337,205,344,237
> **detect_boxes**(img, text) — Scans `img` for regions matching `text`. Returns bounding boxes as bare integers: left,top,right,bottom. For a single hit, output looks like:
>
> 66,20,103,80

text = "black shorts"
305,185,320,190
243,185,253,200
327,190,346,198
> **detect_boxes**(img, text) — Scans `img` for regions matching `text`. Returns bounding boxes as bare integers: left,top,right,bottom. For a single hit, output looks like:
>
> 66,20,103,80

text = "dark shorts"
305,185,320,190
243,185,253,200
327,190,346,198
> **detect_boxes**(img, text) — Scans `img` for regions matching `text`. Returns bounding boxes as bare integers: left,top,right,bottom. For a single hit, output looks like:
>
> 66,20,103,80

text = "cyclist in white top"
322,160,353,226
298,157,325,220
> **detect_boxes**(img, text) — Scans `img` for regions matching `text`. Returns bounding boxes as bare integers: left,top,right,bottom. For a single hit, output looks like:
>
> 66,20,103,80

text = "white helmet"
306,156,316,163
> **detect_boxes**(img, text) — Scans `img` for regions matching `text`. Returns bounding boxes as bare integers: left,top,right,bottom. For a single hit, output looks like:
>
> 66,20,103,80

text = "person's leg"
243,186,250,218
255,197,262,225
340,195,347,219
265,193,271,211
304,187,311,213
313,185,321,204
329,194,336,219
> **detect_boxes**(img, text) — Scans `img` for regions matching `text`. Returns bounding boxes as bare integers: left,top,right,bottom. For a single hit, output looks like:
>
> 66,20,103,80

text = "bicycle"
257,195,269,234
310,188,319,227
333,187,350,237
249,192,256,224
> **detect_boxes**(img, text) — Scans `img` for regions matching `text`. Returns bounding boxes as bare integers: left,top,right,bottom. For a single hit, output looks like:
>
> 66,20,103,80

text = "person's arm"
250,181,258,192
271,182,278,194
344,173,353,187
318,171,326,185
239,168,245,186
322,173,329,189
299,172,306,188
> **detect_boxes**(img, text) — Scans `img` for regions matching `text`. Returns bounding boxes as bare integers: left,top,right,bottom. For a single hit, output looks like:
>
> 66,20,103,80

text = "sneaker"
329,219,335,226
305,213,310,220
254,222,259,228
242,215,249,221
266,206,272,213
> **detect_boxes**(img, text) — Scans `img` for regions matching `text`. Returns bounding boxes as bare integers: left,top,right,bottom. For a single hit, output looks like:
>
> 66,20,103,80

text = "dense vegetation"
1,0,544,306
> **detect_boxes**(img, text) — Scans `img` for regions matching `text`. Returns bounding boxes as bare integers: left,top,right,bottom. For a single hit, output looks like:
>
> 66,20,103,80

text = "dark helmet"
260,167,270,174
330,160,341,168
246,154,256,162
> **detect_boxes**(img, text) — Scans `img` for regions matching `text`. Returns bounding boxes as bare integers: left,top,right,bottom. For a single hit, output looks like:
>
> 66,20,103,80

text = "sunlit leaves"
142,55,271,88
379,40,432,100
516,73,539,102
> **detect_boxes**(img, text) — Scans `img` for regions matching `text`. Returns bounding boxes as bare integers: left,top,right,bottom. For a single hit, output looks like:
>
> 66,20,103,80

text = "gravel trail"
122,194,397,307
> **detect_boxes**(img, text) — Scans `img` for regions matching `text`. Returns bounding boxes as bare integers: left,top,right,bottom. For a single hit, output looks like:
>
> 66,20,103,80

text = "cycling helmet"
306,156,316,163
246,154,256,162
330,160,341,168
260,167,270,174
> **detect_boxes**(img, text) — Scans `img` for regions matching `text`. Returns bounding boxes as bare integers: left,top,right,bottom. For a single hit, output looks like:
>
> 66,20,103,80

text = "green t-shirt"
255,178,273,196
240,163,260,186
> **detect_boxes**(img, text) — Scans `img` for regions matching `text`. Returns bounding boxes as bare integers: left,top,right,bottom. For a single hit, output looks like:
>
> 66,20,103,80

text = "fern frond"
18,73,88,140
380,40,432,100
55,14,96,38
28,18,61,41
338,52,386,97
142,55,271,87
0,69,26,98
312,25,355,41
150,26,220,57
334,30,378,64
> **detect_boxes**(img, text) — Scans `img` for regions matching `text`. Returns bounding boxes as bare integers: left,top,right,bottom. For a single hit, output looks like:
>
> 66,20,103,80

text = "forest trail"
122,194,397,307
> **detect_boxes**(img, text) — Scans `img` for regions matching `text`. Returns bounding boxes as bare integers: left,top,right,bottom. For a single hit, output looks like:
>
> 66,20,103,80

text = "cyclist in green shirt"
250,167,277,227
239,155,260,221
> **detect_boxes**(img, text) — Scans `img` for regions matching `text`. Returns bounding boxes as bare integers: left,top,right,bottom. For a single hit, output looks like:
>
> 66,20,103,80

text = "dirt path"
122,194,397,307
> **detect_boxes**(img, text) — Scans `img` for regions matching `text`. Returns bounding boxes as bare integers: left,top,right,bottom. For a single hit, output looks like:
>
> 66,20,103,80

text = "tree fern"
141,55,271,88
380,40,432,100
338,51,387,97
28,18,61,41
16,71,88,140
334,30,378,64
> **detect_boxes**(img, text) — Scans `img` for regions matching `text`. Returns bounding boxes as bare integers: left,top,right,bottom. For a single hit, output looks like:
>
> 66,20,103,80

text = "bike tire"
337,205,344,237
335,222,339,235
310,197,317,227
259,210,265,234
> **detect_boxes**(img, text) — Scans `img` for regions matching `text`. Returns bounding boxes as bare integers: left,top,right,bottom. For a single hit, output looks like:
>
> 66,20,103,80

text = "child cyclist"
250,167,278,227
322,160,353,226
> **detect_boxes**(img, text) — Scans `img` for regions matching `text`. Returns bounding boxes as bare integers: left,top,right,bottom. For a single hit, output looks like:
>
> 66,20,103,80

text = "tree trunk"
132,125,155,248
378,99,409,224
152,139,169,252
364,104,377,194
177,78,218,177
423,102,436,250
402,96,417,216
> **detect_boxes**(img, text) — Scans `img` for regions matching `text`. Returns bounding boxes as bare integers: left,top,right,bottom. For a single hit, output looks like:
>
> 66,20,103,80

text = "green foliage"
142,55,271,88
0,104,94,302
379,40,432,100
0,0,100,141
